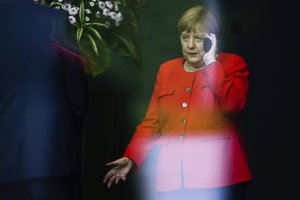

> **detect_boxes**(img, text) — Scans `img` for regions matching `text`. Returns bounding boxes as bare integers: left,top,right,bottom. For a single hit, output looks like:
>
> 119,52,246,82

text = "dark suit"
0,0,87,199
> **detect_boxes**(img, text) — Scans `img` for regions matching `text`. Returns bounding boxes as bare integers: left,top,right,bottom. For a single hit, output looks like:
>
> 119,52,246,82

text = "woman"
104,5,252,200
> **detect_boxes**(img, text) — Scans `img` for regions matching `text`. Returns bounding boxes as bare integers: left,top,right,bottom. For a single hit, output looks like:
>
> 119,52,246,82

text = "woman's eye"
181,37,189,42
195,37,204,42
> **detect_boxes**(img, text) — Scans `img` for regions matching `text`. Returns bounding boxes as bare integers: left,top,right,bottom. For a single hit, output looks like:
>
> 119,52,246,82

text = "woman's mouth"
187,52,198,56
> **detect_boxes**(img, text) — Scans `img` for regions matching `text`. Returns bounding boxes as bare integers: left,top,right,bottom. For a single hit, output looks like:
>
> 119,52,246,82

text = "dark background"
81,0,300,199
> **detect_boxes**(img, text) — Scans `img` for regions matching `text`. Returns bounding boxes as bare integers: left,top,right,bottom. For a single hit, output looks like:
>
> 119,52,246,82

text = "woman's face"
180,28,206,68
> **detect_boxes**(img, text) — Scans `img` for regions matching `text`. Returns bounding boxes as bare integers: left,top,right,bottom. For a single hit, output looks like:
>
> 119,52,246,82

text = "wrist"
204,59,216,66
123,157,133,165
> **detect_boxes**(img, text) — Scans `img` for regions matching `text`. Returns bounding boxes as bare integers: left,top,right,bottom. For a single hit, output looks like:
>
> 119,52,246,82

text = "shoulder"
217,52,246,65
217,52,248,73
161,57,184,66
158,57,184,73
218,52,245,62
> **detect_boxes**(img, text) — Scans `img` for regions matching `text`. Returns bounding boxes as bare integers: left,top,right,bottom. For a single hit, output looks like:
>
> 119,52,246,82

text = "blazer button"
182,102,188,108
186,88,191,93
181,118,187,124
179,133,184,140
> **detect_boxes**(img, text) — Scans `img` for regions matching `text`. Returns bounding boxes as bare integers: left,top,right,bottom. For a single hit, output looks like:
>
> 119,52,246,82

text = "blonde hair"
177,5,219,35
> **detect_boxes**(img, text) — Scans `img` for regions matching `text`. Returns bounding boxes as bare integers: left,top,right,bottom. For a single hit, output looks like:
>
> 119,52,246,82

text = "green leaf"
87,26,102,41
85,34,98,56
114,46,131,57
107,39,119,49
114,34,138,59
76,27,83,43
79,0,85,24
78,37,111,76
49,2,64,7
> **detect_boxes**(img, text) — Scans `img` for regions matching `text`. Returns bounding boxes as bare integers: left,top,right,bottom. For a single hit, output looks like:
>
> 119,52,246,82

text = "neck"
183,60,206,72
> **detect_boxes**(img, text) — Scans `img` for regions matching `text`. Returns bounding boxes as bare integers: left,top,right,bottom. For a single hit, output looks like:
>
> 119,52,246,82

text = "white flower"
68,16,76,24
114,1,121,11
95,11,101,18
62,3,72,11
98,1,105,9
85,16,90,22
89,2,95,7
58,0,63,2
86,9,91,14
40,0,46,5
115,20,121,27
75,7,80,11
92,0,96,2
104,21,110,28
105,1,113,10
65,3,72,10
111,12,123,22
109,12,117,20
114,12,123,26
110,12,123,21
54,6,61,10
69,7,78,15
102,8,110,16
116,12,123,21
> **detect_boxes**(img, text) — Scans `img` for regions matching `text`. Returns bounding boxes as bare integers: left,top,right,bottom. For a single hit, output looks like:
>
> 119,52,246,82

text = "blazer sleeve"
201,54,249,113
122,65,165,171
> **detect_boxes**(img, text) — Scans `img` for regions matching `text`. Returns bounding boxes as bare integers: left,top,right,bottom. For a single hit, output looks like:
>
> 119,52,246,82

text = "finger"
106,161,116,166
107,175,116,188
116,172,127,181
115,175,122,184
206,33,214,41
205,33,213,39
103,169,115,182
103,170,115,183
211,34,217,45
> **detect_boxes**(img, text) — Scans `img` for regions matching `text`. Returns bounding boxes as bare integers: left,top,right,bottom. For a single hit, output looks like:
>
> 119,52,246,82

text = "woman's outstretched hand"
103,157,134,188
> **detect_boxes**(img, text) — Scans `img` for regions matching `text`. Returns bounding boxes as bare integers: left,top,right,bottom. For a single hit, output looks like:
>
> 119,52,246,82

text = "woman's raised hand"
203,33,217,66
103,157,134,188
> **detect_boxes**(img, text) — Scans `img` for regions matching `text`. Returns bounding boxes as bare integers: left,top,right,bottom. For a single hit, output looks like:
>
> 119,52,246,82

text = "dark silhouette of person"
0,0,87,199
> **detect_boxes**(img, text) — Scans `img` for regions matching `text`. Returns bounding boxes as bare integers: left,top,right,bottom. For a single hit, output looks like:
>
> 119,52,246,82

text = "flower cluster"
36,0,124,28
34,0,149,76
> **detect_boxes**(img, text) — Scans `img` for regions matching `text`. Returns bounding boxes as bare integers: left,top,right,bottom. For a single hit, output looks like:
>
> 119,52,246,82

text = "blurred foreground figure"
104,5,252,200
0,0,87,199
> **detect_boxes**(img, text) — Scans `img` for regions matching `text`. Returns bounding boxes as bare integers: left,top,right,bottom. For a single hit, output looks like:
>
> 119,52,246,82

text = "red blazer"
123,53,252,191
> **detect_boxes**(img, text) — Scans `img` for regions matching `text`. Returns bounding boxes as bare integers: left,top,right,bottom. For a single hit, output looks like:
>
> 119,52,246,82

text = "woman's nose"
188,39,195,49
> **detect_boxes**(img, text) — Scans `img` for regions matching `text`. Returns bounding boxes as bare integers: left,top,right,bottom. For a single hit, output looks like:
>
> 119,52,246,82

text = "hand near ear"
203,33,217,66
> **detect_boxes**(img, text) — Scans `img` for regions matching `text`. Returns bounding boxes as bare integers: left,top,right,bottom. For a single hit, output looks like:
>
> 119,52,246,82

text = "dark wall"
82,0,300,199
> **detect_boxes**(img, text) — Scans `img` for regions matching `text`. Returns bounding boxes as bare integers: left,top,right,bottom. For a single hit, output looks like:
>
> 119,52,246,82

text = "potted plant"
35,0,149,76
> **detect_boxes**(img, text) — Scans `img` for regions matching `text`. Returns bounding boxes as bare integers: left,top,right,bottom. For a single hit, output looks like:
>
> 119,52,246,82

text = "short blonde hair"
177,5,219,35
